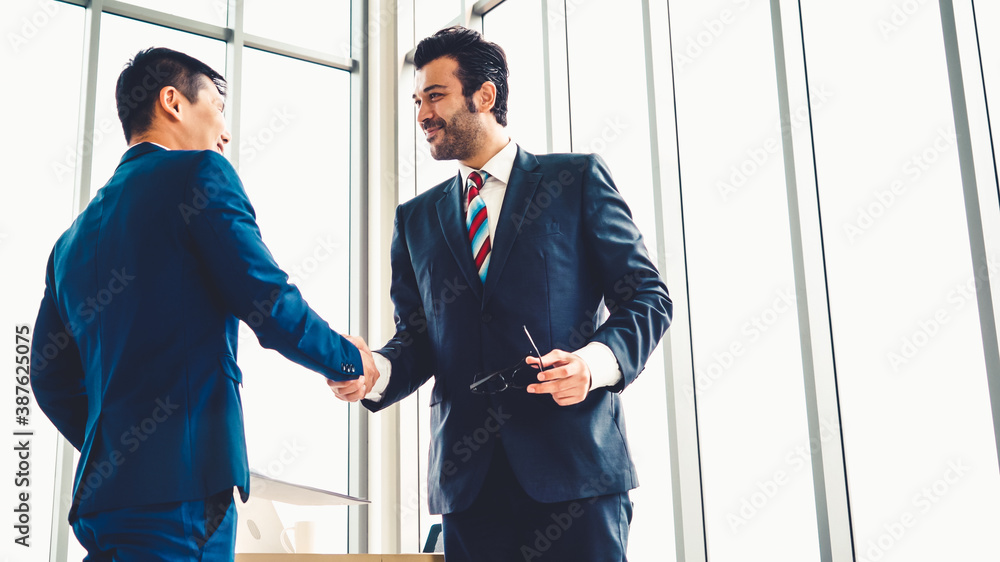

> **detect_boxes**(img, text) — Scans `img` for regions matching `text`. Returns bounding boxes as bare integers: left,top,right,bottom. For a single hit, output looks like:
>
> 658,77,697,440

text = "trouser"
442,441,632,562
71,488,237,562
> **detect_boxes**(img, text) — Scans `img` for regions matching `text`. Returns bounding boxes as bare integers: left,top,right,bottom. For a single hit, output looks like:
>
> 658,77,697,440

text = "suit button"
482,312,492,323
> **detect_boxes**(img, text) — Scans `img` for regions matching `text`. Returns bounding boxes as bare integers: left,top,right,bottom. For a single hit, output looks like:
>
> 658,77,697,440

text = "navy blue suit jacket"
30,143,362,520
364,148,672,514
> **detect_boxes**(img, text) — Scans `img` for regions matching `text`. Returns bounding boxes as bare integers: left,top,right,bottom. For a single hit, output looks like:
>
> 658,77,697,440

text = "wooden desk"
236,554,444,562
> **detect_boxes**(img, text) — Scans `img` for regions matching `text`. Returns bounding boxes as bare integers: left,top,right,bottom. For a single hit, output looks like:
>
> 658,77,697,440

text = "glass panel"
483,0,548,154
668,0,819,559
237,47,353,551
89,14,227,199
566,2,678,560
0,3,85,560
118,0,228,26
243,0,351,57
974,1,1000,181
413,80,458,197
414,0,461,43
801,2,1000,559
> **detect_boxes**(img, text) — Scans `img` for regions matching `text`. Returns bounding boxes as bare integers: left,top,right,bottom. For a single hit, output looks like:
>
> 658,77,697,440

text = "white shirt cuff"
573,341,622,390
364,352,392,402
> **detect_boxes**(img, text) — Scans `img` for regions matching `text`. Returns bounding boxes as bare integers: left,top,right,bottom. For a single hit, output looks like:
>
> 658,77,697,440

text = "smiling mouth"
216,143,225,154
423,124,442,140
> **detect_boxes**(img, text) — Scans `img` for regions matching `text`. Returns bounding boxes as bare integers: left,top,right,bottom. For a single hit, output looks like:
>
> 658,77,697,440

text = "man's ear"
158,86,183,123
477,81,497,114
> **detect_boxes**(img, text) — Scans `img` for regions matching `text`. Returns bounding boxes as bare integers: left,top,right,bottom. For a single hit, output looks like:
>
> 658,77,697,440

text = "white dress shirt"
366,140,622,401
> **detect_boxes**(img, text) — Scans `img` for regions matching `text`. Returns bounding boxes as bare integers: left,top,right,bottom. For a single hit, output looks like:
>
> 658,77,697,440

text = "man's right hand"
328,335,380,402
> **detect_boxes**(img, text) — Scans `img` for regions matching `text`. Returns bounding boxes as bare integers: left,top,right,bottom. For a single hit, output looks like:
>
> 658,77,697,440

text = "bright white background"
2,0,1000,561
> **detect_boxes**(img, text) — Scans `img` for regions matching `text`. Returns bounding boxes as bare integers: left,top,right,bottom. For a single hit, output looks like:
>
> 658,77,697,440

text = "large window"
237,47,354,550
402,1,681,558
395,0,1000,560
802,2,1000,558
0,3,85,560
670,0,819,558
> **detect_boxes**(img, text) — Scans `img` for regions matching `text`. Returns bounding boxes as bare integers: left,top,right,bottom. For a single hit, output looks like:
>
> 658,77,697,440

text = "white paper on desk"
249,470,369,506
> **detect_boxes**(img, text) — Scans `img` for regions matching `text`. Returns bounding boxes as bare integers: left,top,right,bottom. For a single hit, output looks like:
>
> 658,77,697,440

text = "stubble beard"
427,104,484,162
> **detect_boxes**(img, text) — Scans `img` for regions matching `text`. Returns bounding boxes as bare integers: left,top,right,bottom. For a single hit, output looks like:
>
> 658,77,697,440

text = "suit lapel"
436,173,484,300
483,148,542,305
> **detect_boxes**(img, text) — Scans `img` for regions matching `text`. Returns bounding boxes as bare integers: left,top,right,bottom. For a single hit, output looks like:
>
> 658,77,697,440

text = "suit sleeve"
581,154,672,391
183,151,362,381
363,205,435,412
30,252,87,451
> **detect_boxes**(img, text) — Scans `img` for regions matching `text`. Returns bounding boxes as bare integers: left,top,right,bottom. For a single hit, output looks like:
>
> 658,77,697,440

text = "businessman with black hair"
31,47,375,560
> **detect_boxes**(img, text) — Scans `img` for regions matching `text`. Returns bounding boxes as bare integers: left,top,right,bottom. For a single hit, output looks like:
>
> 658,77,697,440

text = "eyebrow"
412,84,446,99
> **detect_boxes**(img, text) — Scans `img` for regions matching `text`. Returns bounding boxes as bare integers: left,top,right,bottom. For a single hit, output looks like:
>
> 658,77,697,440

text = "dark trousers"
71,489,236,561
442,441,632,562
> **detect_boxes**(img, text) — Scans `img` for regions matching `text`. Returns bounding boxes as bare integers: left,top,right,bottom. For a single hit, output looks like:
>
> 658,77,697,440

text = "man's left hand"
525,350,591,406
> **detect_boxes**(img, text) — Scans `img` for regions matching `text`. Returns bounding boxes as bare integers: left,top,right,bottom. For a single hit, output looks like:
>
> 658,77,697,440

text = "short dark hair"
115,47,227,142
414,26,509,127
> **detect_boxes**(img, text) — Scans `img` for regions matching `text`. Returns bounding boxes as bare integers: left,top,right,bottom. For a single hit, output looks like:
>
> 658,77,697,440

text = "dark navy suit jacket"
364,148,672,515
30,143,361,520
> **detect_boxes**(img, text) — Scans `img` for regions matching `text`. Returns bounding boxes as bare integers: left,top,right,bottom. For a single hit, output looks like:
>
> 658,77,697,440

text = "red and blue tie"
466,170,490,283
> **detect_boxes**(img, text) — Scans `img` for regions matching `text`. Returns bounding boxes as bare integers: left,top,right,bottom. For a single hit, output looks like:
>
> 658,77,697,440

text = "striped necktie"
466,170,490,284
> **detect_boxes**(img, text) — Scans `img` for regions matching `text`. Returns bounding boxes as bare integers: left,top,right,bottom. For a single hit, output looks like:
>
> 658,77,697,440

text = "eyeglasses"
469,326,547,395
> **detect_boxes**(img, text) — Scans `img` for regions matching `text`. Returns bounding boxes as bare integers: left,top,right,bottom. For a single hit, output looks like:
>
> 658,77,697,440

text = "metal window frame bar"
939,0,1000,476
225,0,245,168
56,0,359,71
52,0,105,559
102,0,227,39
539,0,572,153
349,0,371,551
768,1,855,560
473,0,506,15
650,2,708,560
243,34,355,71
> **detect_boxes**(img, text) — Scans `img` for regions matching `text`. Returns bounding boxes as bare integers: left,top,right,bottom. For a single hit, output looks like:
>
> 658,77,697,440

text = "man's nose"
416,102,433,126
221,129,232,144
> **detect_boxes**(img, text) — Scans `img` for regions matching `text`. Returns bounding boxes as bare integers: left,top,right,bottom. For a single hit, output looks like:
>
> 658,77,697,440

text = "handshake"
328,335,381,402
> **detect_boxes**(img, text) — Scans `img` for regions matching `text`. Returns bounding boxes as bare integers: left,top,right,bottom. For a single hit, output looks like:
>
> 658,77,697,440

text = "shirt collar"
129,141,171,151
459,139,517,187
